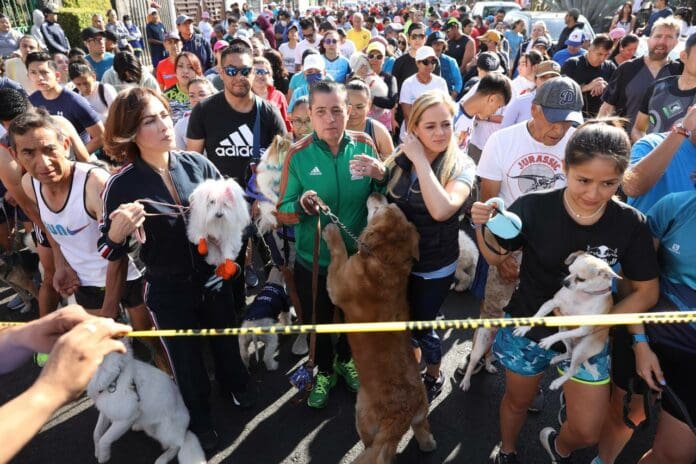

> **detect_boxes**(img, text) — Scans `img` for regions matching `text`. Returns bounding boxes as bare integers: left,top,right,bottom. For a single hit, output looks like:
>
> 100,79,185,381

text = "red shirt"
266,85,292,133
156,58,177,90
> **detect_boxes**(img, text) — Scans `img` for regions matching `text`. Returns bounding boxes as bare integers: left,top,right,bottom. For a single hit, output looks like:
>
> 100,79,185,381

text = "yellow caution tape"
1,311,694,337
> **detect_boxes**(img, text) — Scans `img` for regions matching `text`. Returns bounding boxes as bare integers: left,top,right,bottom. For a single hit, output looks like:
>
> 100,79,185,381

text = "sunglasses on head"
368,53,383,60
224,65,252,77
410,33,426,39
323,38,338,44
420,58,437,66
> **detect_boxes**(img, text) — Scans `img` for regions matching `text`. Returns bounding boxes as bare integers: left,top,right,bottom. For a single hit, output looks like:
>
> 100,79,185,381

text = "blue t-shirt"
552,48,586,67
647,190,696,353
323,55,351,83
29,89,101,142
85,53,114,81
382,56,395,74
628,132,696,213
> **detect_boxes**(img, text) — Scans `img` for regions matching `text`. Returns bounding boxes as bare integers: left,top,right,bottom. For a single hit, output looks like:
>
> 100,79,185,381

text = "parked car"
471,1,521,19
503,10,596,45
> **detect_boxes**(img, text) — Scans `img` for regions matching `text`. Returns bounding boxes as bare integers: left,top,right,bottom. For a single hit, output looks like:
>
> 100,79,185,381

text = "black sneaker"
455,353,486,377
490,442,520,464
231,387,257,409
557,391,566,426
540,427,572,464
422,371,444,403
195,428,219,453
528,387,545,413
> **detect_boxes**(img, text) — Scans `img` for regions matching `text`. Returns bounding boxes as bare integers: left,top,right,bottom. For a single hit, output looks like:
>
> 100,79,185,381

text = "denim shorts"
493,323,611,385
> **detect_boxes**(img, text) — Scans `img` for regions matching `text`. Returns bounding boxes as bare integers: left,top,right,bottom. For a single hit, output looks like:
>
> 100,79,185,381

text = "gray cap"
533,76,583,126
176,14,194,25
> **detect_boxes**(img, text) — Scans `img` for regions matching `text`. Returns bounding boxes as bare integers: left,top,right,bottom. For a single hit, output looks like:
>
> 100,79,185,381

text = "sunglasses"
224,66,252,77
368,53,383,60
420,58,437,66
410,33,426,39
323,38,338,44
254,68,270,76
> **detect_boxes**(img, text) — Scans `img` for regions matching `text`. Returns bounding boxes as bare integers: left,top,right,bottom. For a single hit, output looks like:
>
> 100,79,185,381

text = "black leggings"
294,262,351,373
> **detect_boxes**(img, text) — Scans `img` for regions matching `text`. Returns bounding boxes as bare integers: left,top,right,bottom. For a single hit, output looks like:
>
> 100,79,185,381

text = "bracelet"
671,123,691,138
632,333,649,346
469,218,481,230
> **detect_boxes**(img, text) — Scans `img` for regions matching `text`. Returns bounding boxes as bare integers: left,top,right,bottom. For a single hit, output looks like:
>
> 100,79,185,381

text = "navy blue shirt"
29,89,100,142
146,21,166,66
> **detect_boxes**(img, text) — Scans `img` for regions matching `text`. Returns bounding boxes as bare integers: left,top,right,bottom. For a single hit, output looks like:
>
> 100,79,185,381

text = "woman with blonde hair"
386,90,475,402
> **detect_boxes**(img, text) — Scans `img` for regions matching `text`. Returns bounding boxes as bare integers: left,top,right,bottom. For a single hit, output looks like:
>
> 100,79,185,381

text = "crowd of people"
0,1,694,463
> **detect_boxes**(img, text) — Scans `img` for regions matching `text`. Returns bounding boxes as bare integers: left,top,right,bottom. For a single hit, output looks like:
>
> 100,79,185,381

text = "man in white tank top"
10,109,160,352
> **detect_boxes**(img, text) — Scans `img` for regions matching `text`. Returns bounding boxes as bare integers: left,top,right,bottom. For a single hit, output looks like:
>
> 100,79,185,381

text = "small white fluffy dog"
451,230,479,292
187,178,250,278
514,251,619,390
255,135,293,235
87,345,206,464
238,267,292,370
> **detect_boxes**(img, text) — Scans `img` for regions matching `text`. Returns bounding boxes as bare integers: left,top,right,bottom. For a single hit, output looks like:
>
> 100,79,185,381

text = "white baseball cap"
565,29,585,46
415,46,436,62
303,54,325,72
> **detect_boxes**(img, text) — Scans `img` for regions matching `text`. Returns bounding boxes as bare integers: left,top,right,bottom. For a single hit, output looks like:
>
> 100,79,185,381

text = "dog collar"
582,287,612,296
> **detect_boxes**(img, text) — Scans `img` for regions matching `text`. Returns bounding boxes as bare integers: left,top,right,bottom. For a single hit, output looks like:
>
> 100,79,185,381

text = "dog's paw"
549,377,567,391
322,223,340,244
513,326,531,337
484,363,498,374
215,259,240,280
197,238,208,255
459,377,472,391
538,338,554,350
96,447,111,463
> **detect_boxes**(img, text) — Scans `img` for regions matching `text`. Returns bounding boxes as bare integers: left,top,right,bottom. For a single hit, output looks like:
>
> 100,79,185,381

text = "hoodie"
255,15,276,49
31,10,47,49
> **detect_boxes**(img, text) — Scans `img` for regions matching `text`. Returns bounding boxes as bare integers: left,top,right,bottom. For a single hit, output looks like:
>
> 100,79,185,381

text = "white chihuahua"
87,345,206,464
187,178,250,279
514,251,620,390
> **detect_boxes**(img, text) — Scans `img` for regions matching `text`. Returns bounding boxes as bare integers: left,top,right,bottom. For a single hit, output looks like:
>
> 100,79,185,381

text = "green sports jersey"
277,130,384,271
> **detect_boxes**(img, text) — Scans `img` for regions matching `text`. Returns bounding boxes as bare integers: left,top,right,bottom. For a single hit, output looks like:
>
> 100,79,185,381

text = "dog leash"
135,199,190,217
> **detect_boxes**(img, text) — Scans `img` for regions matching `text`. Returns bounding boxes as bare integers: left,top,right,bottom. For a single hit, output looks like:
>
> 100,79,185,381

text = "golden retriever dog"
324,193,436,464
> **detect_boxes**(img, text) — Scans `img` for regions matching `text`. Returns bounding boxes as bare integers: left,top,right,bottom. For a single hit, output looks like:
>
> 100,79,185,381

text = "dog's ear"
601,267,622,281
565,250,585,266
223,181,238,203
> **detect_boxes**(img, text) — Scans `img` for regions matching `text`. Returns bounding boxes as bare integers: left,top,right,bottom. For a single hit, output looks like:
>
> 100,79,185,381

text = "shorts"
481,250,522,319
74,276,144,310
33,224,50,248
493,323,611,385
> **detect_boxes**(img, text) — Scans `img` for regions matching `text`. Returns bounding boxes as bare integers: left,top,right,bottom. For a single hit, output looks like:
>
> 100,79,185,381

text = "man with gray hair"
346,12,371,51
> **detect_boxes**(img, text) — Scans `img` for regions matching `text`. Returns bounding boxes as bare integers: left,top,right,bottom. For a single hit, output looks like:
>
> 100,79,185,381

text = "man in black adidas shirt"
187,41,286,183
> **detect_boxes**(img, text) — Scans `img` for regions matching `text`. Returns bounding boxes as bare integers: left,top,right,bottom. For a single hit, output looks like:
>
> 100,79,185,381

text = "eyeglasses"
367,53,383,60
291,118,311,126
254,68,270,76
410,33,426,40
420,58,437,66
224,66,252,77
323,38,338,44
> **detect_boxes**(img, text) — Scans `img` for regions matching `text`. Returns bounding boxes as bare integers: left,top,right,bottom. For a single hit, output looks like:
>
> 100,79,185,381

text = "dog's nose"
562,278,571,288
215,212,224,218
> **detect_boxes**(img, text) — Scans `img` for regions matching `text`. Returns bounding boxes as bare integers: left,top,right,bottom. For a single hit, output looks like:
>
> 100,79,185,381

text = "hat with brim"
565,29,584,47
81,27,105,41
164,31,181,41
535,60,561,77
176,15,194,25
533,76,584,126
532,37,550,48
478,30,502,43
43,5,57,14
148,8,158,15
415,46,437,62
213,40,229,52
427,31,447,46
303,54,325,72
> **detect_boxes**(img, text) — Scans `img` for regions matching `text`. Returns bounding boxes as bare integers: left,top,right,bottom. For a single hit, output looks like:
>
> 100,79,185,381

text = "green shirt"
277,130,384,270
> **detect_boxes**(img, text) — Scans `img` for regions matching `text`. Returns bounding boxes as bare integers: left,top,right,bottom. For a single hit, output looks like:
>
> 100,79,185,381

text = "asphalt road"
1,285,655,464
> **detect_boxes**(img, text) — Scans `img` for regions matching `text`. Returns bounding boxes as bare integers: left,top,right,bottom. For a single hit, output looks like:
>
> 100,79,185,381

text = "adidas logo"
215,124,254,157
309,166,322,176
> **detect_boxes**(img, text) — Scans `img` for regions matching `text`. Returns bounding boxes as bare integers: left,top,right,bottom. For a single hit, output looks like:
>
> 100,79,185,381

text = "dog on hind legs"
87,342,206,464
451,230,479,292
514,251,619,390
238,267,292,370
187,178,250,280
254,134,293,235
324,193,436,464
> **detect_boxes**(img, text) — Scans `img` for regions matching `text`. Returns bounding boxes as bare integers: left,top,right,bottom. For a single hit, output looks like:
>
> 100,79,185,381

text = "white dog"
458,327,498,391
451,230,479,292
238,267,292,370
187,178,250,279
514,251,619,390
255,135,293,235
87,345,206,464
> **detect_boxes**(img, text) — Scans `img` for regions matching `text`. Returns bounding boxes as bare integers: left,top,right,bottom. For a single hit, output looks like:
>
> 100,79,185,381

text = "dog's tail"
178,431,207,464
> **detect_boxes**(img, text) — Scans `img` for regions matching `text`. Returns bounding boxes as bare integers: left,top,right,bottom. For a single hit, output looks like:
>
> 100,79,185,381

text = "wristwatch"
671,122,692,138
631,333,649,346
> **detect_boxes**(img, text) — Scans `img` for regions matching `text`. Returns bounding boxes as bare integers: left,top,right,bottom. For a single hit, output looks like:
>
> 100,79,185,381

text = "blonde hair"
651,17,681,37
387,90,461,197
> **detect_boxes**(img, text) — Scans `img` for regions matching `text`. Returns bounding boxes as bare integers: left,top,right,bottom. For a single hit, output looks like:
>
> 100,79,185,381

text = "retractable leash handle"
484,197,522,239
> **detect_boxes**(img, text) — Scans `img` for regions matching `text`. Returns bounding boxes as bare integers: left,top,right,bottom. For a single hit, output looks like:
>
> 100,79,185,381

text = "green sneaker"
334,357,360,392
307,371,337,409
34,353,49,367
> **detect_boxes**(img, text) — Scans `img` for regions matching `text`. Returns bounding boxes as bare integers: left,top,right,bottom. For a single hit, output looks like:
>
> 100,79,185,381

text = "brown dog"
324,193,436,464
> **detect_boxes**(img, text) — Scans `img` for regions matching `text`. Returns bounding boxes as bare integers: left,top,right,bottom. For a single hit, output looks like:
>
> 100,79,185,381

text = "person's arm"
84,121,105,154
0,312,130,463
276,153,306,224
0,150,43,228
186,138,205,154
53,116,89,162
631,111,650,142
449,58,463,96
373,119,395,160
610,16,619,30
186,103,207,154
597,101,616,118
400,102,412,125
42,23,66,54
462,39,476,73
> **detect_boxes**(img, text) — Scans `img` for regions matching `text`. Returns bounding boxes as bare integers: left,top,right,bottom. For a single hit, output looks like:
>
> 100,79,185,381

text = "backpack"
74,82,108,108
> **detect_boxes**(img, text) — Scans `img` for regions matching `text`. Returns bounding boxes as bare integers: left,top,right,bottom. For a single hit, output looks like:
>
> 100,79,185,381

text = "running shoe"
490,442,520,464
540,427,572,464
557,390,567,426
6,294,24,310
307,371,337,409
422,371,444,403
333,357,360,392
34,352,49,367
231,387,257,409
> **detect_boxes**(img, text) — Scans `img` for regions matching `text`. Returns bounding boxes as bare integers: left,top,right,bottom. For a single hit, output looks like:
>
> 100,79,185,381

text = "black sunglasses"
420,58,437,66
323,38,338,44
410,33,426,39
224,66,252,77
398,40,407,45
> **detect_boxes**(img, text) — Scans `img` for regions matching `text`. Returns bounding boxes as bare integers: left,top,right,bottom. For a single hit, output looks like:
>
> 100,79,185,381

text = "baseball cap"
477,52,501,72
533,36,550,48
229,34,253,50
43,5,57,14
387,23,404,32
478,30,502,43
201,11,210,19
303,54,325,72
426,31,447,46
148,7,158,15
486,15,495,23
567,8,581,20
81,27,104,41
444,18,460,29
214,23,226,33
535,60,561,77
213,40,229,52
565,29,584,46
415,46,437,62
366,41,386,56
176,15,194,25
609,27,626,40
533,76,583,126
164,31,181,41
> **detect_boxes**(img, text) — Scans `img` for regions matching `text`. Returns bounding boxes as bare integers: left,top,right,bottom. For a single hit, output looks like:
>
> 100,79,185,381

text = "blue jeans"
408,273,453,365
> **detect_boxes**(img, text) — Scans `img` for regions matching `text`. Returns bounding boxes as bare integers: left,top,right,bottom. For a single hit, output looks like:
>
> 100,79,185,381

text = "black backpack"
74,82,108,107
